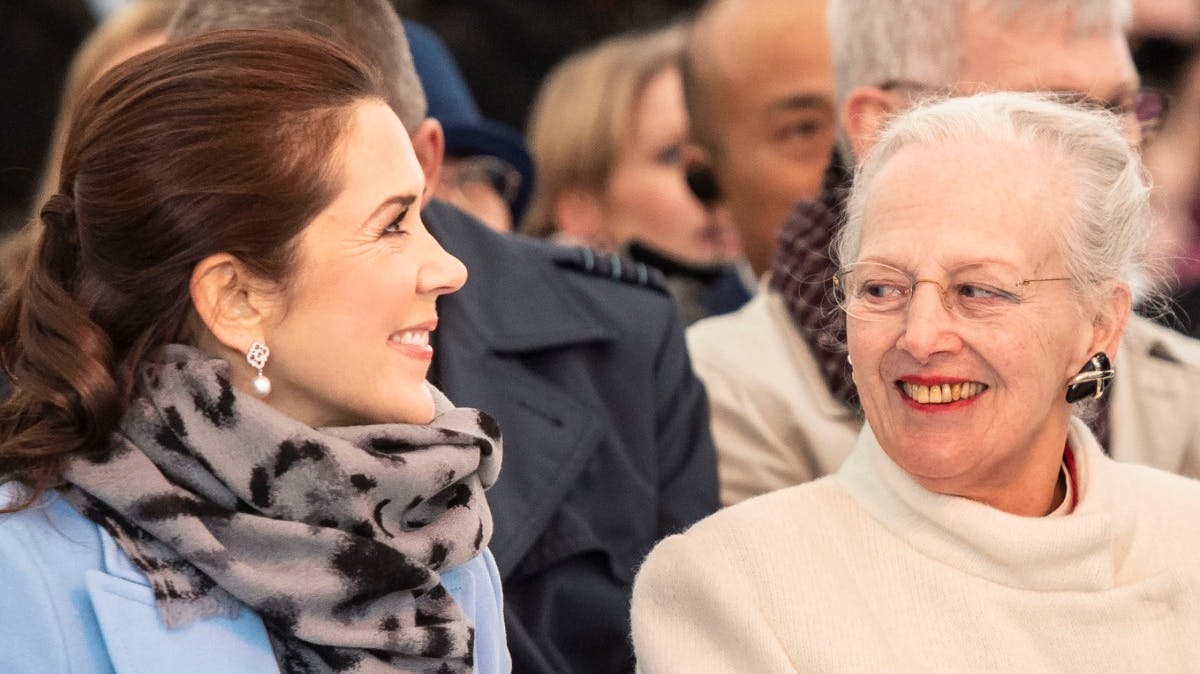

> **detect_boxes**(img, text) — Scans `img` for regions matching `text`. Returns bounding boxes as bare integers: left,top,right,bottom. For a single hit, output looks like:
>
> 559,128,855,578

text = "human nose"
895,281,963,363
417,228,468,296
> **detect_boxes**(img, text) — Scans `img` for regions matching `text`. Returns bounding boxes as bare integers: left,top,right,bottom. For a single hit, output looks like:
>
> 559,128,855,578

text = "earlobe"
843,86,900,160
189,254,270,356
410,118,445,203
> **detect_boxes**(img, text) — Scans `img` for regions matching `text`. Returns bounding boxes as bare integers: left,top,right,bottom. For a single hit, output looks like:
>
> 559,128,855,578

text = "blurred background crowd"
2,0,1198,330
2,1,1200,672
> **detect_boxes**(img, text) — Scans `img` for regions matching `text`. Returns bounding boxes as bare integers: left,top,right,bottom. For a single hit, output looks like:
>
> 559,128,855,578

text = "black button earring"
1064,352,1115,403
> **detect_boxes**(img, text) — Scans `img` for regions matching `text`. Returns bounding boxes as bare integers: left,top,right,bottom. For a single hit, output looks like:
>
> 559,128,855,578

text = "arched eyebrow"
362,194,419,228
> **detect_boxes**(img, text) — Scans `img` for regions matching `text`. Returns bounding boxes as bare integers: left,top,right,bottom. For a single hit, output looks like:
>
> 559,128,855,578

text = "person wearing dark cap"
406,20,534,233
167,2,720,674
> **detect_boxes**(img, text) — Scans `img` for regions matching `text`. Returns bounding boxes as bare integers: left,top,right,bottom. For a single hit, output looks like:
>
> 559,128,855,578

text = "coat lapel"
86,528,278,674
427,201,615,576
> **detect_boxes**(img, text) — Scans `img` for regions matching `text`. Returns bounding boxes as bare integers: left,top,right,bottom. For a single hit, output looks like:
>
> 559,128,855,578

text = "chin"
878,426,976,478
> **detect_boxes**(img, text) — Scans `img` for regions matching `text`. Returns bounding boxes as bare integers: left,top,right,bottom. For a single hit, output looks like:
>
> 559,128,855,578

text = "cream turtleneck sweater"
632,418,1200,673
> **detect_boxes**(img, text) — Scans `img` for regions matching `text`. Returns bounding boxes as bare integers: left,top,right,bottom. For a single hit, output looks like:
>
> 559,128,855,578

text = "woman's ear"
552,189,607,247
1088,282,1133,362
189,253,274,356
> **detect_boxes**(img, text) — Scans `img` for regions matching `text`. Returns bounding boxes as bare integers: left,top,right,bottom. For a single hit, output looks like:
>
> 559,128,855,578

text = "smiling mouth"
897,381,988,404
388,329,433,358
390,329,430,347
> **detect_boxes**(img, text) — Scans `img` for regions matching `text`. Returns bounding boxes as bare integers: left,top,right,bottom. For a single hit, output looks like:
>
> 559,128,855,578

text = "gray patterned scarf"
61,345,502,674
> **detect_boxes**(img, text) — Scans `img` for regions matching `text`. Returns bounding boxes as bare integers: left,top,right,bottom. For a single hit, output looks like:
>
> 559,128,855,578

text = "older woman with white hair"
631,91,1200,672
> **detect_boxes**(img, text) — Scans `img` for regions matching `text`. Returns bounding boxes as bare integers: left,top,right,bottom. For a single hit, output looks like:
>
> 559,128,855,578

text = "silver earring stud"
246,341,271,397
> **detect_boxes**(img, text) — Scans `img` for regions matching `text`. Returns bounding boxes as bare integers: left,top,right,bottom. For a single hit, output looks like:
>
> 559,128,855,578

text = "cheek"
846,320,890,388
992,311,1083,393
607,167,689,224
282,258,415,352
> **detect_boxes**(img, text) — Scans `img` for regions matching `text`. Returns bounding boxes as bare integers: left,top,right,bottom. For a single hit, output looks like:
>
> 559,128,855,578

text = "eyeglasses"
1060,87,1171,141
878,80,1171,142
832,261,1072,321
442,155,523,206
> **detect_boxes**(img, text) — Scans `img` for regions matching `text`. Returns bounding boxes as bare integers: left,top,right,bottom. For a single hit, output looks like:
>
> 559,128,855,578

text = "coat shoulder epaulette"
547,244,669,295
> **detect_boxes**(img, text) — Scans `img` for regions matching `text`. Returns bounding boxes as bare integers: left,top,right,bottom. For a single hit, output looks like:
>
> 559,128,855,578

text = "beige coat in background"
688,286,1200,505
686,287,859,505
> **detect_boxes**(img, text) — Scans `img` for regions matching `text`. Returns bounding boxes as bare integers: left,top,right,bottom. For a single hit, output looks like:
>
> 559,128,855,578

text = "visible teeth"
902,381,986,404
391,330,430,347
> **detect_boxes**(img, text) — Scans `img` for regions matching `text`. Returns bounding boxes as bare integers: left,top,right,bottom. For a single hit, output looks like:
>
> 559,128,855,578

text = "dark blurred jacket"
424,199,720,673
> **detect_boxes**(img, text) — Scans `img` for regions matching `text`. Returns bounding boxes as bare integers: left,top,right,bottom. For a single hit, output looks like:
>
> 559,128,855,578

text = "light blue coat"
0,485,511,673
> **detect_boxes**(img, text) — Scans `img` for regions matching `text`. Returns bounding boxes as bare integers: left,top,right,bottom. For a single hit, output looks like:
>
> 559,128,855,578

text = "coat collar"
85,527,278,674
425,200,618,575
426,200,615,352
1111,315,1200,474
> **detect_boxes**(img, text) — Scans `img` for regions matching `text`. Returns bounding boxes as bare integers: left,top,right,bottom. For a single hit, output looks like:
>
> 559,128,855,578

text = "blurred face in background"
603,65,731,266
434,154,520,234
693,0,836,276
957,5,1142,145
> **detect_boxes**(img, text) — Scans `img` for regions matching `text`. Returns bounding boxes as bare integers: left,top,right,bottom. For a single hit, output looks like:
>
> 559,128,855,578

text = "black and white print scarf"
61,345,502,674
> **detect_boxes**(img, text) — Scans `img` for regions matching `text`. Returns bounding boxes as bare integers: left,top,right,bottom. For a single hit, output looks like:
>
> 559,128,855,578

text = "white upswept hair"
827,0,1133,113
835,91,1156,307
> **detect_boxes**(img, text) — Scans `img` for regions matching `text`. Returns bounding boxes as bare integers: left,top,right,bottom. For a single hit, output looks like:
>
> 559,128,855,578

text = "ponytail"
0,193,122,513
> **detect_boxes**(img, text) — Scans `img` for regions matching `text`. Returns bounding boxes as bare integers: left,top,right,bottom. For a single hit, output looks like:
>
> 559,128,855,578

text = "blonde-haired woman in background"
523,24,747,324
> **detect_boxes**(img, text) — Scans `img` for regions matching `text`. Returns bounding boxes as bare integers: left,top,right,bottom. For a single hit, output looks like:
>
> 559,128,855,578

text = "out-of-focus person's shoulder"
686,286,860,503
1112,314,1200,476
687,287,779,357
1122,313,1200,369
425,198,679,342
687,287,818,391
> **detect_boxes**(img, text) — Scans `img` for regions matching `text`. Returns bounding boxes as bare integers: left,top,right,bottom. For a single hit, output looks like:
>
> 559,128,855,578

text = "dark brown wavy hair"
0,29,388,511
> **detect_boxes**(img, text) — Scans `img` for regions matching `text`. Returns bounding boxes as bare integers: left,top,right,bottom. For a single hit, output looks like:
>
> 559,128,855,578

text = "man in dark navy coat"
427,199,719,672
169,2,721,672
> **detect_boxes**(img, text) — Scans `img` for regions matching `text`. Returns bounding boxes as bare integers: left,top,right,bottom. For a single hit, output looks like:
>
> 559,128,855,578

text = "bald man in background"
681,0,836,281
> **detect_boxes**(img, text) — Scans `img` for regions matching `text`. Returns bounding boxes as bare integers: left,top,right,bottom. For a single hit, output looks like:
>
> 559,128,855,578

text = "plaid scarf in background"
767,158,858,409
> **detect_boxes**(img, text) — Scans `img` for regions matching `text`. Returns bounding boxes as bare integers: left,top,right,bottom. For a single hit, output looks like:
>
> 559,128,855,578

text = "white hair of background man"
836,91,1154,306
827,0,1133,114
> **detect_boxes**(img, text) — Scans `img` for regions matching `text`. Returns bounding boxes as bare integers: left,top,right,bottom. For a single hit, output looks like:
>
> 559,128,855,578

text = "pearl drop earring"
246,341,272,397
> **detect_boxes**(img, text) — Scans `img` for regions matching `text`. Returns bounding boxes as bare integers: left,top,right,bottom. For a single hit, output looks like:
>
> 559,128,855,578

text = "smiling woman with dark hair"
0,30,508,674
